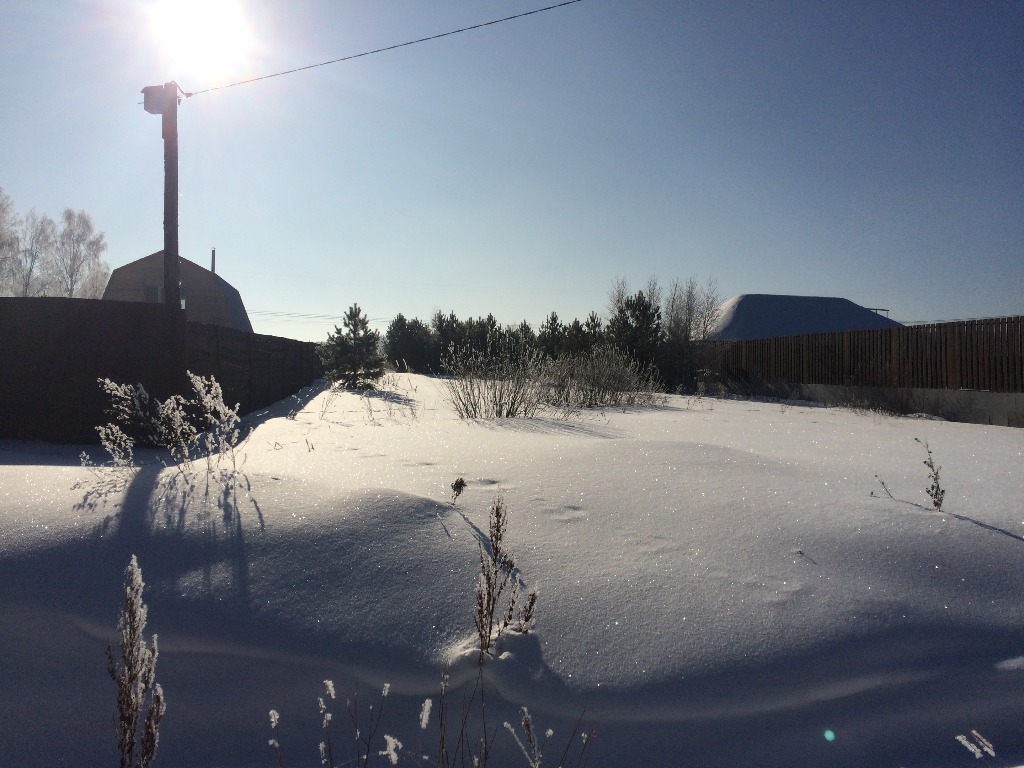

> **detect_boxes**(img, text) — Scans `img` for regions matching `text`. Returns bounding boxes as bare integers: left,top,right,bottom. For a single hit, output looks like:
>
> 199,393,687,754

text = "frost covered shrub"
443,335,664,420
91,373,241,472
543,344,665,411
107,555,165,768
442,332,547,419
97,379,162,447
94,378,195,463
88,424,137,474
187,372,242,471
153,394,198,467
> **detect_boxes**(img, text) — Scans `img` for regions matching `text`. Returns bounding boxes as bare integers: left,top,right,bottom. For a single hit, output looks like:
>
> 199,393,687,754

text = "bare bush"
544,344,665,411
443,337,665,420
442,334,547,419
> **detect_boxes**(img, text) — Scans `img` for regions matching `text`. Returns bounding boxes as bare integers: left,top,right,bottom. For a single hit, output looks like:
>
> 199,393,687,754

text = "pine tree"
537,311,565,358
318,303,385,388
607,290,662,371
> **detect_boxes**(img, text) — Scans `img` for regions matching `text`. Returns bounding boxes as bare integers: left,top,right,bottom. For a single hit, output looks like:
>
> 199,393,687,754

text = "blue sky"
2,0,1021,342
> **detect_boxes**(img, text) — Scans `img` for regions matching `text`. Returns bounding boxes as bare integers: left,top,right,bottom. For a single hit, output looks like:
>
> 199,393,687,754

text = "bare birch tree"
9,210,57,297
0,187,18,294
693,276,722,341
606,275,629,320
1,194,110,298
644,275,663,319
49,208,109,298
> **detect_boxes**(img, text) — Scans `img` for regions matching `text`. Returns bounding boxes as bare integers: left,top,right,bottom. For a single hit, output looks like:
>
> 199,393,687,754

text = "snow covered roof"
708,293,903,341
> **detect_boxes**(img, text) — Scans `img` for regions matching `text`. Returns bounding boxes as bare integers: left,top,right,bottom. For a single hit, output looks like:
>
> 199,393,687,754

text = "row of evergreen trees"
317,276,722,392
383,277,721,391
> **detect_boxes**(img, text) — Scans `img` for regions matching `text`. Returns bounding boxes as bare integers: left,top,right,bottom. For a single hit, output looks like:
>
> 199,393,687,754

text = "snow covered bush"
543,344,665,411
90,373,241,473
83,423,137,475
443,333,664,420
153,393,198,467
442,332,547,419
97,379,160,446
107,555,165,768
187,372,242,472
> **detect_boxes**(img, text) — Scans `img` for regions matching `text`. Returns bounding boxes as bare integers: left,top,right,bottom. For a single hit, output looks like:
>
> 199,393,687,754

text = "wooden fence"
704,316,1024,393
0,297,321,443
186,322,321,416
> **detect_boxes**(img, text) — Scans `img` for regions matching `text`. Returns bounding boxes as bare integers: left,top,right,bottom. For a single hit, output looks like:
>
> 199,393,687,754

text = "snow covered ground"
1,374,1022,767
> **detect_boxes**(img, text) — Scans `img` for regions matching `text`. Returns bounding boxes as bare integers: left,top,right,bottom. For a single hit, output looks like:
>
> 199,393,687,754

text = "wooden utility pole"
142,82,181,308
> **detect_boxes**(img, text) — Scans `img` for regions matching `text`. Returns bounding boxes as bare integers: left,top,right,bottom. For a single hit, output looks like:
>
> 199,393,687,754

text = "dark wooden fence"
0,297,321,443
186,322,321,416
704,316,1024,393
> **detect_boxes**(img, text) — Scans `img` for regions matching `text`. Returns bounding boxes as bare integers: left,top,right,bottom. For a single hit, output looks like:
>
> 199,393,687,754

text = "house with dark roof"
708,294,902,341
102,251,253,332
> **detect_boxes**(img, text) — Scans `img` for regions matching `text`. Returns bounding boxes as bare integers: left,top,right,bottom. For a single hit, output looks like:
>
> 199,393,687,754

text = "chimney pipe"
211,247,216,274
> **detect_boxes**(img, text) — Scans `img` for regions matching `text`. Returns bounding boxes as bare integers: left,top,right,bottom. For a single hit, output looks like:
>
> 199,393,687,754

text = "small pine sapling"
317,303,385,389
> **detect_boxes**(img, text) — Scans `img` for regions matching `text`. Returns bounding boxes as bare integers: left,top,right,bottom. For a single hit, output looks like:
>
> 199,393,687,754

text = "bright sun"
148,0,255,84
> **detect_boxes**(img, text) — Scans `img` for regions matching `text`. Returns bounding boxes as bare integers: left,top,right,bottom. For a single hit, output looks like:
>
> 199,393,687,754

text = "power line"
249,310,345,321
250,309,388,324
184,0,583,98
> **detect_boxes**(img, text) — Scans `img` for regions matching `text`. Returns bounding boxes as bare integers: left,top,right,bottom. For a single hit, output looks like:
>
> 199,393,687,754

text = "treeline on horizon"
382,276,721,393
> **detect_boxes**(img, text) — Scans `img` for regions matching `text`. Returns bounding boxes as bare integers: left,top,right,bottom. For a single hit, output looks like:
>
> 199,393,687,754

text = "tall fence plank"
705,316,1024,393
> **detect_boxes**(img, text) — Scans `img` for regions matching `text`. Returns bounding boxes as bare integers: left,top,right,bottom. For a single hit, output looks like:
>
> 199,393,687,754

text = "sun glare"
148,0,254,85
